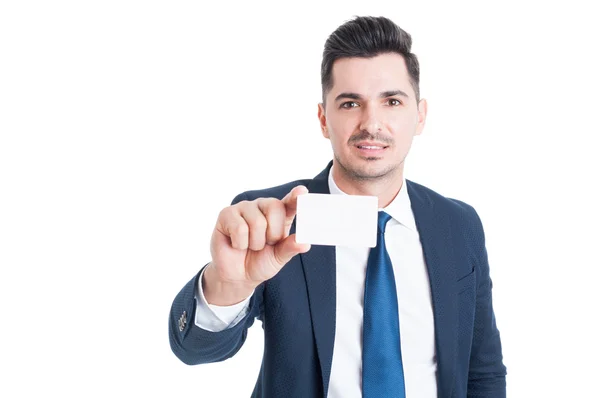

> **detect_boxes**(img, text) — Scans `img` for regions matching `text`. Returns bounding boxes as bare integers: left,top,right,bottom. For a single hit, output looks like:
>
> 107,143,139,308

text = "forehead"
329,53,411,96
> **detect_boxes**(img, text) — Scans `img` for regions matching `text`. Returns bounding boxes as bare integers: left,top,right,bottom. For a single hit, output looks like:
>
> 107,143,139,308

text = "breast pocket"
456,267,475,295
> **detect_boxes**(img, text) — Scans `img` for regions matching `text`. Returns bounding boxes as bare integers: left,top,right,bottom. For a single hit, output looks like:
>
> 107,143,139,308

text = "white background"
1,1,599,397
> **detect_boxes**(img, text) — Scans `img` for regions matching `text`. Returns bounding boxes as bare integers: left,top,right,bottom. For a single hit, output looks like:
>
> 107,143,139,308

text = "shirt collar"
327,166,417,233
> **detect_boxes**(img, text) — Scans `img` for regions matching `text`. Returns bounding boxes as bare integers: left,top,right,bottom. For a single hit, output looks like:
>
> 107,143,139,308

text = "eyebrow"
334,90,410,102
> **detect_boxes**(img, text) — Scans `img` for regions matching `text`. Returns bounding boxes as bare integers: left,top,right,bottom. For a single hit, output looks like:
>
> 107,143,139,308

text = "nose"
358,103,382,135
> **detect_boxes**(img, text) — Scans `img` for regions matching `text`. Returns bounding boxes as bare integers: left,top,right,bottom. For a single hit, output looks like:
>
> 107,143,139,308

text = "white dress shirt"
194,168,437,397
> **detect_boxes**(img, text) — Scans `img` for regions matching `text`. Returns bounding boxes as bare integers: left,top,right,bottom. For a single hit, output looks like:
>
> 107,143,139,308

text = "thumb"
273,233,311,266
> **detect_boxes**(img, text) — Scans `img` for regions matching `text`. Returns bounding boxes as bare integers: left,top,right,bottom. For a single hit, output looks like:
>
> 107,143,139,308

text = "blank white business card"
296,193,378,247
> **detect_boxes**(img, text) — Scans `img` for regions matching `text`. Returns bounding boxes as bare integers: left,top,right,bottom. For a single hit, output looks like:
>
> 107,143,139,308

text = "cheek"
389,114,418,137
328,115,355,144
389,112,413,127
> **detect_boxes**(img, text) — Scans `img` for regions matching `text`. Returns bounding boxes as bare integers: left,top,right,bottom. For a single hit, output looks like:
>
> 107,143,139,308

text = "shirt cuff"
194,266,254,332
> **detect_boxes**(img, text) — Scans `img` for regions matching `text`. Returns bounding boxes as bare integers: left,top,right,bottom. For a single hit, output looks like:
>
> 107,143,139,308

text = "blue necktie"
362,211,406,397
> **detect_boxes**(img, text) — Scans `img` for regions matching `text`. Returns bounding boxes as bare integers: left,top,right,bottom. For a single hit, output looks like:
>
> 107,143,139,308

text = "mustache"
348,131,393,145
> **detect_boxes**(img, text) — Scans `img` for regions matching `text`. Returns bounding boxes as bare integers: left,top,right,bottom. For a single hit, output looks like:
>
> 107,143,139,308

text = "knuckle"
235,222,249,235
274,198,286,211
258,198,276,214
255,217,268,230
233,200,249,211
250,212,267,230
232,233,248,250
265,199,284,217
248,237,265,251
218,206,230,219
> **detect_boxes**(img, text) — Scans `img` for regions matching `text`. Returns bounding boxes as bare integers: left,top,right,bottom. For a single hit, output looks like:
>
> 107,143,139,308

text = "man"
169,16,506,397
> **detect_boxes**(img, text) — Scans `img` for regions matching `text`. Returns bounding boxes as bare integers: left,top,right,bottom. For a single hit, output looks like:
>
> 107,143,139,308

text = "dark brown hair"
321,16,420,105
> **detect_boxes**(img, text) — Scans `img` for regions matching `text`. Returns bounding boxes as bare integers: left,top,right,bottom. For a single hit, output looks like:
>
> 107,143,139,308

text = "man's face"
318,52,427,181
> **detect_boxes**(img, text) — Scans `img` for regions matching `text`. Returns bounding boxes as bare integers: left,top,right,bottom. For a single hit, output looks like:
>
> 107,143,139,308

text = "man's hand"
203,185,311,306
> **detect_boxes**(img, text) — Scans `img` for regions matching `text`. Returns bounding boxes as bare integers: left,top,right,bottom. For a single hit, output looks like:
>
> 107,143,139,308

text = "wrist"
202,263,256,306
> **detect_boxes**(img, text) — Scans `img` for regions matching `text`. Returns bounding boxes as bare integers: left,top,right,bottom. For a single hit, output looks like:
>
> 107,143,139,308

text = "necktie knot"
377,211,392,234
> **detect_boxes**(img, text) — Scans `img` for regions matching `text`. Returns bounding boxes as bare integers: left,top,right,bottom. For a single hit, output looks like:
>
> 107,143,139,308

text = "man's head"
318,16,427,184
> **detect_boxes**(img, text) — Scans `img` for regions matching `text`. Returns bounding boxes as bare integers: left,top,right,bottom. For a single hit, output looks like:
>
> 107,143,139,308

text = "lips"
355,141,389,149
354,144,387,157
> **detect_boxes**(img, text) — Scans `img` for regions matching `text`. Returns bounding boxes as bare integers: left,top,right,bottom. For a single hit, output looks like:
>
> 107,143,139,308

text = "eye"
387,98,402,106
340,101,359,109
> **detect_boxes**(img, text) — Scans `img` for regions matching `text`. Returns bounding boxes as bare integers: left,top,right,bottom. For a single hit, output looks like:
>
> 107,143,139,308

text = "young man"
169,16,506,398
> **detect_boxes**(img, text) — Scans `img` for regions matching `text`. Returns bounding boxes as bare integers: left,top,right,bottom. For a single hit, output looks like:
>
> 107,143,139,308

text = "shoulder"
408,180,488,264
407,179,485,233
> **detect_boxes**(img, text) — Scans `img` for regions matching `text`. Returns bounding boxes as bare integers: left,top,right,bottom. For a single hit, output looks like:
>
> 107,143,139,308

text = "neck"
331,161,404,208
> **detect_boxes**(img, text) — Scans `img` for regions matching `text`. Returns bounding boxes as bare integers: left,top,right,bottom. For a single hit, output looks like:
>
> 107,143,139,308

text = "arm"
168,192,265,365
467,209,507,397
194,266,254,332
168,262,264,365
168,186,308,366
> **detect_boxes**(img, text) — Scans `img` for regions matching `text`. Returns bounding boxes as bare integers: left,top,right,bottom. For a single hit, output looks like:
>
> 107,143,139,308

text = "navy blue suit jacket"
169,161,506,397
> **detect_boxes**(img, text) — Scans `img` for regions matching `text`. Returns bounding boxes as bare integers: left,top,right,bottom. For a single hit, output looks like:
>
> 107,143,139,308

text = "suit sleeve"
194,265,254,332
168,192,265,365
467,208,507,397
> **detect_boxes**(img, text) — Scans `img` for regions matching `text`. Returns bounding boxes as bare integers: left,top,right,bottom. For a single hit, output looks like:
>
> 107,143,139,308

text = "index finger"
281,185,308,221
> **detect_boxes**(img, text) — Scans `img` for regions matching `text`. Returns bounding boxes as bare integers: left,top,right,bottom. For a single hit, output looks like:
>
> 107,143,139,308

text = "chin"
342,159,396,181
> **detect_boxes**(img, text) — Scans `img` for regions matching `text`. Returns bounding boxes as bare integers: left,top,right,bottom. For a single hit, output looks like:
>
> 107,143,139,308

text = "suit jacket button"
178,311,187,332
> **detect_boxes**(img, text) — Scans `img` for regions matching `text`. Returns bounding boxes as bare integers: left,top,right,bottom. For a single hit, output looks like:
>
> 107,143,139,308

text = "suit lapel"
297,161,336,398
407,181,458,398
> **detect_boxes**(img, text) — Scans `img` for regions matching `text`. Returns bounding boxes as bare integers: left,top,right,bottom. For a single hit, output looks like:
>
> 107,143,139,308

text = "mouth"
354,143,389,156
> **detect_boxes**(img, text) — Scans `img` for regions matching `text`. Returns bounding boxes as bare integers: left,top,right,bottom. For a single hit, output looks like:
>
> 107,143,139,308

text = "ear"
317,103,329,138
415,98,428,136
